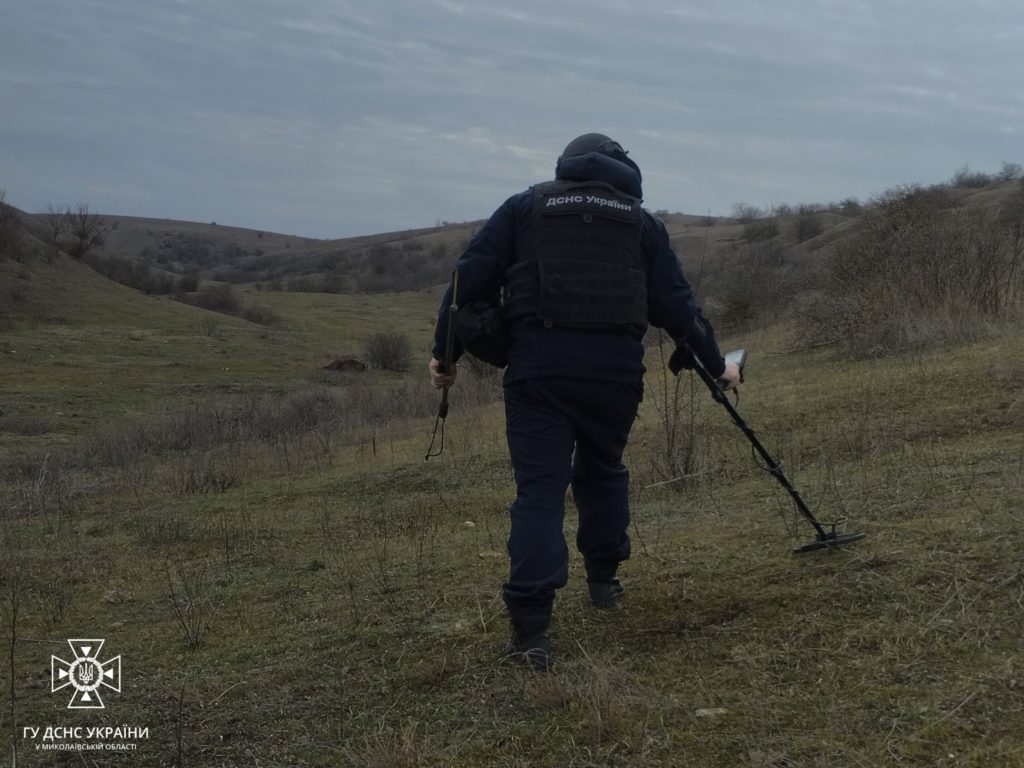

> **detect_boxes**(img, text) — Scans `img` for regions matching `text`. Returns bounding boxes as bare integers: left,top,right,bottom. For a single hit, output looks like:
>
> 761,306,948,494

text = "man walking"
429,133,740,669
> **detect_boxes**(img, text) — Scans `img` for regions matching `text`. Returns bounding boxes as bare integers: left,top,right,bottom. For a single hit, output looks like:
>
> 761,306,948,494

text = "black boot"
503,597,554,670
585,560,624,608
587,578,624,608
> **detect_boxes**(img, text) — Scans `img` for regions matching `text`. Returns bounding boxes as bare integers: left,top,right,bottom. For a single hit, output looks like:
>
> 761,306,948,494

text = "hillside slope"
54,212,483,293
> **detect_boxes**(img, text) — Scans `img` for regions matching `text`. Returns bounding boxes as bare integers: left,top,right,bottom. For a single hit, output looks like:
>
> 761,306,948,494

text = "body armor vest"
503,180,648,333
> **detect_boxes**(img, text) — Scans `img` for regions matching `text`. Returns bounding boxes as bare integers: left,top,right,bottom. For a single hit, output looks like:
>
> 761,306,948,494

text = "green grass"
0,259,445,464
235,284,442,349
2,262,1024,766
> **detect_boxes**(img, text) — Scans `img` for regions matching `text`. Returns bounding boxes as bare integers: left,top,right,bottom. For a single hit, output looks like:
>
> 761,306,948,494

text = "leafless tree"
68,203,104,260
730,201,765,224
44,203,71,262
998,161,1023,182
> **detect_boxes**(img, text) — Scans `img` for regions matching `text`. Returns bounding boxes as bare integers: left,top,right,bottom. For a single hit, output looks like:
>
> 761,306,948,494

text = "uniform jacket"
432,151,726,385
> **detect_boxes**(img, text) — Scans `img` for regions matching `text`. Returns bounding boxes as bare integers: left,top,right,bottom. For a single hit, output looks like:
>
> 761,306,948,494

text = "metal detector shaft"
688,350,831,541
438,269,460,419
424,269,462,460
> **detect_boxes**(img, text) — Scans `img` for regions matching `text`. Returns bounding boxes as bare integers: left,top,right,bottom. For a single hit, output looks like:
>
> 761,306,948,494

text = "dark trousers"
502,377,642,616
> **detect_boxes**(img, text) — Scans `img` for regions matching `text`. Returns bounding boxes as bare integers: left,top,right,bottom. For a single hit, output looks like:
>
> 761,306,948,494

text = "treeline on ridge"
4,162,1024,355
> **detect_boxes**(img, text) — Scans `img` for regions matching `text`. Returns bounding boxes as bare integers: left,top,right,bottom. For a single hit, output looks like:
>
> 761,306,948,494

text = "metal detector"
682,346,867,554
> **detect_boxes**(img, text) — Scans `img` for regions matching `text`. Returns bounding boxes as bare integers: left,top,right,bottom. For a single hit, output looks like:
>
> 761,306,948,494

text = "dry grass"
2,323,1022,766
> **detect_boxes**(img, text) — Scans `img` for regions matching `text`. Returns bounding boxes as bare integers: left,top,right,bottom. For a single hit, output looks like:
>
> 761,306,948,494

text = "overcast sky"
2,0,1022,239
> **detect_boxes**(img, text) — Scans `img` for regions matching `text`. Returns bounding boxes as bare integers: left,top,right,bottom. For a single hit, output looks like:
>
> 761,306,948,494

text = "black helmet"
559,133,629,162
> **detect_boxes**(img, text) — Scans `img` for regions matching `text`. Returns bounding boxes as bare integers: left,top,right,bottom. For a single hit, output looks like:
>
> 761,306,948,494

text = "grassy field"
2,256,1023,767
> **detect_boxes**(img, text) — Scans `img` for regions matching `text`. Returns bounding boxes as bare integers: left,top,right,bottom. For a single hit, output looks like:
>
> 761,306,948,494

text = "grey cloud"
2,0,1023,236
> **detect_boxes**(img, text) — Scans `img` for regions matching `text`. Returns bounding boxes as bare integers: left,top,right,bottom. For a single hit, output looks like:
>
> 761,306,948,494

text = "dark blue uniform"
432,148,726,651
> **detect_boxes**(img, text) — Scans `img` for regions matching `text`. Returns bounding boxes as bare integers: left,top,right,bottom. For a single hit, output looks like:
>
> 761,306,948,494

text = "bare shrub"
366,243,397,275
997,161,1023,182
836,197,863,216
742,217,779,243
164,559,212,648
793,204,824,243
709,240,788,333
799,184,1024,353
363,330,412,372
80,378,501,473
195,284,240,313
644,330,712,486
133,509,192,549
998,182,1024,242
84,252,177,295
177,272,200,293
950,164,994,189
340,721,434,768
792,290,857,348
8,455,78,534
731,202,765,223
158,233,211,270
171,450,240,495
240,305,280,326
0,190,23,262
212,506,260,569
36,573,75,629
0,415,54,436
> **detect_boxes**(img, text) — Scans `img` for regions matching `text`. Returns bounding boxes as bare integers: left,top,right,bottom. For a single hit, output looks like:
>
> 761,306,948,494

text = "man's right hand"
429,357,458,390
719,362,741,391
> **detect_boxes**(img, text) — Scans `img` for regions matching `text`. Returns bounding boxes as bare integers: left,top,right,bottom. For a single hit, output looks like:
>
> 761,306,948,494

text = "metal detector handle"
437,269,460,419
438,309,457,419
438,383,450,419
